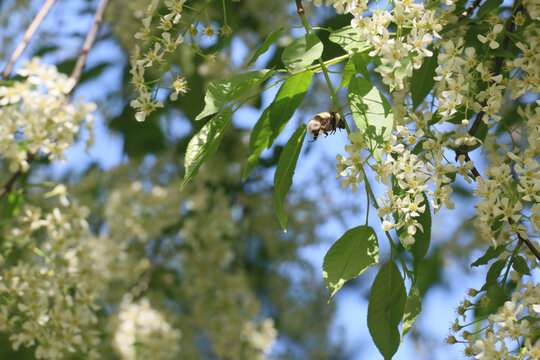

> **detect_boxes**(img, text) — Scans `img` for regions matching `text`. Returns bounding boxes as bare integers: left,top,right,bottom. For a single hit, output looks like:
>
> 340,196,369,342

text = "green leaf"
281,34,323,74
1,191,23,219
402,285,422,340
410,48,438,110
477,0,503,17
348,76,393,161
80,62,111,84
180,108,233,191
323,226,379,300
328,26,365,54
481,259,506,291
243,71,313,180
368,261,406,360
339,52,370,89
471,246,506,267
512,256,531,275
248,27,285,65
196,69,273,120
273,124,307,231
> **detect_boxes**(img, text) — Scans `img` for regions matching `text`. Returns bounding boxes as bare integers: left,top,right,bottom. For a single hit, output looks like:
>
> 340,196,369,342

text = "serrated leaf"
274,124,306,231
410,49,438,109
248,27,285,65
368,261,406,360
471,246,506,267
281,34,323,74
196,70,272,120
328,26,365,54
323,226,379,300
180,108,232,191
243,71,313,180
512,256,531,275
348,76,393,161
402,285,422,340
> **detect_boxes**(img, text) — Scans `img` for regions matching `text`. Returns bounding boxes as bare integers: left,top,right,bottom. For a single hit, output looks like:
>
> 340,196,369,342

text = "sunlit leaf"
348,76,393,161
180,108,232,191
329,26,365,54
281,34,323,74
196,70,273,120
402,285,422,340
323,225,379,300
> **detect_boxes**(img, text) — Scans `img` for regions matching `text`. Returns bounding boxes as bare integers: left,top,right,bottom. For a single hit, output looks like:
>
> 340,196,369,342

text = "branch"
295,0,304,14
458,0,482,20
0,151,37,200
1,0,57,79
65,0,110,103
509,218,540,262
453,0,522,179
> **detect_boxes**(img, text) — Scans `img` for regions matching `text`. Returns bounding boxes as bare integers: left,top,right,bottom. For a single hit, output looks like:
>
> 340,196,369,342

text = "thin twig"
509,218,540,262
453,0,522,179
295,0,304,14
65,0,110,103
1,0,57,79
458,0,482,20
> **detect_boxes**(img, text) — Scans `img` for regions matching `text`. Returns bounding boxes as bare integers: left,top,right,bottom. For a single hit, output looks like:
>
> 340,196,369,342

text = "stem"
1,0,57,79
362,168,413,279
66,0,110,103
501,240,521,286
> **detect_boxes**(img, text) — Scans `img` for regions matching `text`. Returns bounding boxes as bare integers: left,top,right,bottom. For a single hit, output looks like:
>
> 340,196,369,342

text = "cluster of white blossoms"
129,0,188,122
0,196,130,359
178,184,278,359
328,0,539,356
71,157,279,359
448,276,540,359
0,58,95,172
111,296,181,360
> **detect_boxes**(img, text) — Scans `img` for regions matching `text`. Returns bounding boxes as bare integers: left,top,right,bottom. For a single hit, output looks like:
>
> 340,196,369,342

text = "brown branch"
295,0,304,14
459,0,482,20
453,1,522,179
0,151,37,200
1,0,57,79
509,218,540,262
65,0,110,103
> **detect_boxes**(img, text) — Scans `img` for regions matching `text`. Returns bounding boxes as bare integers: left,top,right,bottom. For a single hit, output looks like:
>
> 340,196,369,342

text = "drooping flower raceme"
0,58,95,172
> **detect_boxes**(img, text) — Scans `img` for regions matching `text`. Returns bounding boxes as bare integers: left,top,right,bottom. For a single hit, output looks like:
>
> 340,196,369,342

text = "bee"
307,111,346,141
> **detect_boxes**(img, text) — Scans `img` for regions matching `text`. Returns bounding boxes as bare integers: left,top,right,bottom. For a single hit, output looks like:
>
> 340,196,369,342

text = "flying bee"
307,111,346,141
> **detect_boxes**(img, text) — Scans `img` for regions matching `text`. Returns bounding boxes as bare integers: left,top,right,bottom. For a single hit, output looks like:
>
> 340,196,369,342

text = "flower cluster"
129,0,234,122
0,197,129,359
448,277,540,359
0,58,95,172
329,1,539,356
129,0,188,121
111,296,181,360
71,157,279,359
